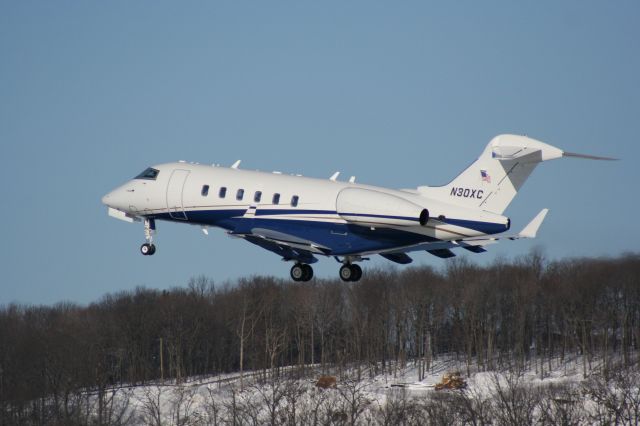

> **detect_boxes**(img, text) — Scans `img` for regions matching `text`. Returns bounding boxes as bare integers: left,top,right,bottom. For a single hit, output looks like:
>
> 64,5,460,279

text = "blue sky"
1,1,638,305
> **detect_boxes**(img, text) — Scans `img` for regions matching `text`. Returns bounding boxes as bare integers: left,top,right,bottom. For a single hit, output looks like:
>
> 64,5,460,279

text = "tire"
148,244,156,255
339,265,352,282
302,264,314,281
351,264,362,281
140,243,151,255
290,264,304,281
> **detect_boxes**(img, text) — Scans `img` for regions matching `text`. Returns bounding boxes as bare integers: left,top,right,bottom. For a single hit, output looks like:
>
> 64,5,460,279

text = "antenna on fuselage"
329,172,340,181
231,160,241,169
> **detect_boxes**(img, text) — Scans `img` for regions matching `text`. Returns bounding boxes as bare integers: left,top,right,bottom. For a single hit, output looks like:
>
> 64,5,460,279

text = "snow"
81,354,638,425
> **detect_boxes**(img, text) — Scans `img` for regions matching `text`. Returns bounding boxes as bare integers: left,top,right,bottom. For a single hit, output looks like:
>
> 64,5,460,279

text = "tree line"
1,252,639,424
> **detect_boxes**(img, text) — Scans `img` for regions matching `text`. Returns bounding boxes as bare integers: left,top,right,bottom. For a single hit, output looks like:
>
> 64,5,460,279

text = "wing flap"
462,245,487,254
427,249,456,259
380,253,413,264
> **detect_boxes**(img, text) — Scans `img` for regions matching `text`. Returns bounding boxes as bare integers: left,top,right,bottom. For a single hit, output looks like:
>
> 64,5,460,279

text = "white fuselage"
102,162,509,258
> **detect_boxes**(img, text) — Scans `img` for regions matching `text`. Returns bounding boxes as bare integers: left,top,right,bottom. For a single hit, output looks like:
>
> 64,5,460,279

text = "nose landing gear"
140,218,157,256
140,243,156,255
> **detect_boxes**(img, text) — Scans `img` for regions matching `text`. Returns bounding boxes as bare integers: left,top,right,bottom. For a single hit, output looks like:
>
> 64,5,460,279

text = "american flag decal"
481,170,491,183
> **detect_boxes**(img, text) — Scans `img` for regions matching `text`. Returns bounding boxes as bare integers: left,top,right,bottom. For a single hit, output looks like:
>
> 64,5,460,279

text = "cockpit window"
134,167,159,180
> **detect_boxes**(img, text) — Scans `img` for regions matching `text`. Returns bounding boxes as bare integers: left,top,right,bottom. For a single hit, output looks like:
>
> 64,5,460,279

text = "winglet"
519,208,549,238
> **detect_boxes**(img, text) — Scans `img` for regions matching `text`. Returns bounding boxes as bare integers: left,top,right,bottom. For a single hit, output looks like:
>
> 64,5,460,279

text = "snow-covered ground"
86,354,639,425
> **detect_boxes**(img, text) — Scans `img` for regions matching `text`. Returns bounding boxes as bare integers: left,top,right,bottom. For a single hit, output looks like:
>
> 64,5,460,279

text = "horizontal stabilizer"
380,253,413,264
427,249,456,259
519,208,548,239
563,151,618,161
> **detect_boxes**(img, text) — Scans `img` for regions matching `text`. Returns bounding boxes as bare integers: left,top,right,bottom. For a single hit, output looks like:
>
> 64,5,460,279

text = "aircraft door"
166,169,190,220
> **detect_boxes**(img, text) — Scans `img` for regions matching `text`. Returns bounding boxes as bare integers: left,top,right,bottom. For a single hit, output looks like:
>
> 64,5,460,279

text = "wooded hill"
1,252,639,422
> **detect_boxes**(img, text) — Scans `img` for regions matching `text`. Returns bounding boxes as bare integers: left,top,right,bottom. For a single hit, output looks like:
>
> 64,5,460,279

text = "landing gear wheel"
141,219,157,256
140,243,155,256
302,264,314,281
291,264,305,281
350,264,362,281
339,264,362,282
340,264,353,282
291,264,314,282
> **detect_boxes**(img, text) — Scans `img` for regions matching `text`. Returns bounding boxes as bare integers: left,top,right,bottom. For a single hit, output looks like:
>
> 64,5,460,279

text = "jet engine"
336,188,428,227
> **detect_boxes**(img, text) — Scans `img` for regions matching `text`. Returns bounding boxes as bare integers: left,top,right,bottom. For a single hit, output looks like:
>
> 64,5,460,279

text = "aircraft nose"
101,187,129,210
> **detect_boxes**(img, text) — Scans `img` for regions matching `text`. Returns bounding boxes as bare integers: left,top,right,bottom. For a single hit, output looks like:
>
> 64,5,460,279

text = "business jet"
102,134,613,282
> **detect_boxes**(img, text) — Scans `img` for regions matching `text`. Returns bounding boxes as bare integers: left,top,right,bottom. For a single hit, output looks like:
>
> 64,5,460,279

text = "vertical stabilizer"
418,135,564,214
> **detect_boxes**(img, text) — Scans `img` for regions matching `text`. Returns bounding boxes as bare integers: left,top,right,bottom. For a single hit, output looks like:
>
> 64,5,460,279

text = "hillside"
1,253,639,424
61,355,640,425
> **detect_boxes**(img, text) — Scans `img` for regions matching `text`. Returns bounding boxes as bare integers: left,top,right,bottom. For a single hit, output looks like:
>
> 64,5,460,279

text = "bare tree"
281,377,307,426
456,386,494,426
536,383,584,426
335,377,372,426
202,386,223,426
421,392,461,426
234,279,267,390
372,387,424,426
583,364,640,425
251,377,288,426
296,385,334,426
138,385,164,426
169,385,198,426
490,371,541,426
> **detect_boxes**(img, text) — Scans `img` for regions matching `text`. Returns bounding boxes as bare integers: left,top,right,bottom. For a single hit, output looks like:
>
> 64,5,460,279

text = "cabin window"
134,167,159,180
201,185,209,196
291,195,299,207
219,187,227,198
236,189,244,201
272,193,280,205
254,191,262,203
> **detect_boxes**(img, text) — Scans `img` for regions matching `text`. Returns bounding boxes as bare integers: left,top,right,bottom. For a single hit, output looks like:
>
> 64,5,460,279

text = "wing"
378,209,549,261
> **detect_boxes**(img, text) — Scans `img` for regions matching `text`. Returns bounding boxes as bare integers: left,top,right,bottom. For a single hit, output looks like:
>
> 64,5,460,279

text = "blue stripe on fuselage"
147,208,505,255
441,217,509,234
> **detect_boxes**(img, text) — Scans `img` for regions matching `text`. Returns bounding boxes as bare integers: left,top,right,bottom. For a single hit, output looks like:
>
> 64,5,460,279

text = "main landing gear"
140,218,157,256
290,263,314,282
289,262,363,282
339,263,362,282
336,256,363,282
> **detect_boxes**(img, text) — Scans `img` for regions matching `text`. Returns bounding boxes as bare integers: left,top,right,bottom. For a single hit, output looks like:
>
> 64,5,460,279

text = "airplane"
102,134,614,282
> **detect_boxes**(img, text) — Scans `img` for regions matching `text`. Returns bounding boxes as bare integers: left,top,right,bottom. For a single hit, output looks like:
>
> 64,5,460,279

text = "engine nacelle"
336,188,429,227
